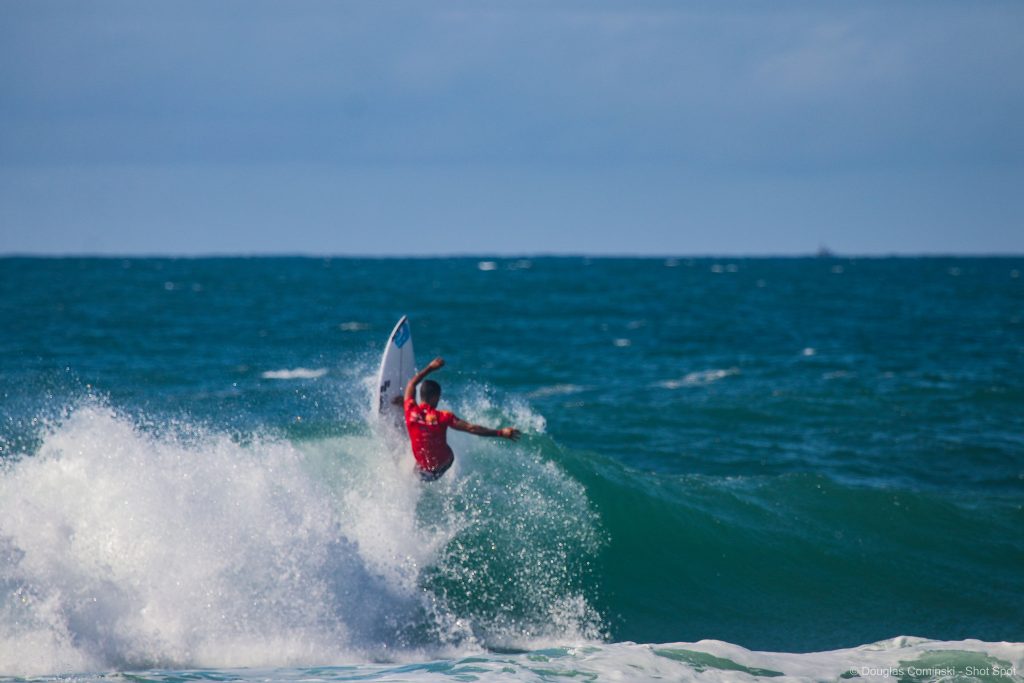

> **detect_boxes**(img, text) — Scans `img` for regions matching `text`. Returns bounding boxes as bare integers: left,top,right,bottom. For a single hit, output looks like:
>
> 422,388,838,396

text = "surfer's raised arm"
404,357,445,402
450,418,521,441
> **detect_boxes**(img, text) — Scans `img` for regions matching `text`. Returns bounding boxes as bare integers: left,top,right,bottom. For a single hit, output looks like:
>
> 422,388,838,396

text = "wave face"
1,256,1023,677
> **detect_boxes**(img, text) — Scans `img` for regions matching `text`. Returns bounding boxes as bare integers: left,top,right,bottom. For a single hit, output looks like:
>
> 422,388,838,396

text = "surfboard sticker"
374,315,416,427
393,320,410,349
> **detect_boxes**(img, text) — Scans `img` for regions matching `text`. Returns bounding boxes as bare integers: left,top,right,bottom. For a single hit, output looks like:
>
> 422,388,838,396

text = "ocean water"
1,256,1022,682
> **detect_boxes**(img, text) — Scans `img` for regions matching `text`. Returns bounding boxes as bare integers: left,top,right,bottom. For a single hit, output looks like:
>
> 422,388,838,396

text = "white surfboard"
374,315,416,427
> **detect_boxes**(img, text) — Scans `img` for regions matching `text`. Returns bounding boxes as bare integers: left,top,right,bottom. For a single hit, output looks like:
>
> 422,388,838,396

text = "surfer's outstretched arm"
451,418,521,441
404,357,445,401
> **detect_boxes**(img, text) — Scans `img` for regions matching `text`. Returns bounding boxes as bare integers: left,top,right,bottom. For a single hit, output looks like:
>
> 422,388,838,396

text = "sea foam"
658,368,739,389
0,397,601,676
261,368,328,379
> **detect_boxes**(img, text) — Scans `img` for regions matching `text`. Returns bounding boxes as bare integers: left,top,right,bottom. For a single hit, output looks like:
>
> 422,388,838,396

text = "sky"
1,0,1022,256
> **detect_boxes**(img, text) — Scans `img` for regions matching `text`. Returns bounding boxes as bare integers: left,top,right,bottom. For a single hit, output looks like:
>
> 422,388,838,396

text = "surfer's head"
420,380,441,407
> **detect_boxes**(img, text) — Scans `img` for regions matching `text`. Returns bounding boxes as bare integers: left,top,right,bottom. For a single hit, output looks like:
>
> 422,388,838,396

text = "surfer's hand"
500,427,521,441
428,357,445,371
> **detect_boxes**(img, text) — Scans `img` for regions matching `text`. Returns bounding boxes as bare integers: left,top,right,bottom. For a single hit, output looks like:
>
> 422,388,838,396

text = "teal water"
1,257,1022,680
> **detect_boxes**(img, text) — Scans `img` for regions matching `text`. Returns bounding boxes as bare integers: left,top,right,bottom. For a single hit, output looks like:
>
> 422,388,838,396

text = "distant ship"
816,244,834,258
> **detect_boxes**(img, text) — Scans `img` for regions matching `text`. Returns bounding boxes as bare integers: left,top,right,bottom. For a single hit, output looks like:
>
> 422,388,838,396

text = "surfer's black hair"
420,380,441,404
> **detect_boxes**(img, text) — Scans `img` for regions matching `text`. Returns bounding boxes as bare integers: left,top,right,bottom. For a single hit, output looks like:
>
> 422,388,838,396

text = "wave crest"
0,399,602,676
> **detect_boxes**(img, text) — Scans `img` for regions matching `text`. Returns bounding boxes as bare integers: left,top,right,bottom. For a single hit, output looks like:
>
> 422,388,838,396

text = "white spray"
0,394,602,677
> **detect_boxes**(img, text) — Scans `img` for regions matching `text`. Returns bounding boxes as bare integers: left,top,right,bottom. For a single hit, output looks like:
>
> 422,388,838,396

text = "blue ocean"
1,257,1022,682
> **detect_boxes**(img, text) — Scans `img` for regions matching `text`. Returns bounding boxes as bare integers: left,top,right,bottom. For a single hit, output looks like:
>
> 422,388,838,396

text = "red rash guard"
404,397,456,474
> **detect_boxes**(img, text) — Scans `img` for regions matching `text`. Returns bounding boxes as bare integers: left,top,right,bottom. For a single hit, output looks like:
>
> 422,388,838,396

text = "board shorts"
416,457,453,482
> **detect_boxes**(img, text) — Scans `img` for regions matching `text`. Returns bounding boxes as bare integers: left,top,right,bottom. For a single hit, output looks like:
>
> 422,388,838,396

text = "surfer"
403,357,520,481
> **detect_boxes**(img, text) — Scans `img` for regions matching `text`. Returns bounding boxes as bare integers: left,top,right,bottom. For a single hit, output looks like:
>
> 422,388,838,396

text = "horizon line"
2,251,1023,260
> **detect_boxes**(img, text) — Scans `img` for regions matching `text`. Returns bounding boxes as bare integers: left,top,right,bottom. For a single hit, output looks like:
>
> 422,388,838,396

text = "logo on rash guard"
411,407,438,425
